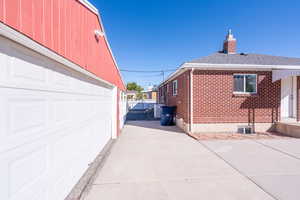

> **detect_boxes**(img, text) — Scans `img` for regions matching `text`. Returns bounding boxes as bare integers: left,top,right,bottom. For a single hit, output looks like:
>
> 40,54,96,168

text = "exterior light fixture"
94,30,104,37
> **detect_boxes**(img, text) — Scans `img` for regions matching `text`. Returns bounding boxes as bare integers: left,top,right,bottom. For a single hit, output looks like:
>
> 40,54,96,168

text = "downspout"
190,68,194,133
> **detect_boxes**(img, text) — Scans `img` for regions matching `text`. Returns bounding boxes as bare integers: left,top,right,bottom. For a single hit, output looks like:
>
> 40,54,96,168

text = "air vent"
237,125,252,134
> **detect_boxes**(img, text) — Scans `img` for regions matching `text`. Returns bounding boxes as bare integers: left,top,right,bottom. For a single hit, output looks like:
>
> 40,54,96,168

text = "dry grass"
189,131,292,141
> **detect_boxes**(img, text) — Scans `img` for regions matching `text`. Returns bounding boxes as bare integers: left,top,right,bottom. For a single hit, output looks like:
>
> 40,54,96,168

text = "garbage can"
160,106,176,126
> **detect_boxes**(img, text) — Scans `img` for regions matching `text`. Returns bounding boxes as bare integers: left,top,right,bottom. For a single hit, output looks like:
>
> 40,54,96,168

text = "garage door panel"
11,183,47,200
0,84,112,154
8,98,47,135
9,56,47,84
9,147,47,196
0,141,49,200
8,49,48,89
0,42,48,91
48,63,73,90
0,37,114,200
50,99,72,126
0,88,50,152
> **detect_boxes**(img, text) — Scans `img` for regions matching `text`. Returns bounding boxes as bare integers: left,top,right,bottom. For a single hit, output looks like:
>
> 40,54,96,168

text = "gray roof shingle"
188,52,300,66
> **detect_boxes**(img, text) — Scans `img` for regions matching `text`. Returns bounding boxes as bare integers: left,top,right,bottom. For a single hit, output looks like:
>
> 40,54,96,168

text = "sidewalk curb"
186,131,199,140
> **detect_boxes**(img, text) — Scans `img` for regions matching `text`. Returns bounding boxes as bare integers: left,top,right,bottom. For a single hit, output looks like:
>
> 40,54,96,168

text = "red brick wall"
193,70,281,124
159,71,190,123
223,40,236,54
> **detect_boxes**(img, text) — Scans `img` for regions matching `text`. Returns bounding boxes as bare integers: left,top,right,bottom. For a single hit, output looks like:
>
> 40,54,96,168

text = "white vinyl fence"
127,100,157,110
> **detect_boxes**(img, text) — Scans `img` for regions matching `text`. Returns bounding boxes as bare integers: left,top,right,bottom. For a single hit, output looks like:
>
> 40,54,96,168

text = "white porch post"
280,76,298,122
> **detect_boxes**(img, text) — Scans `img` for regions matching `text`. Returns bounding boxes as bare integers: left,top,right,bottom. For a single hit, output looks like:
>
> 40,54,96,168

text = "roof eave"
159,62,300,87
78,0,99,15
158,64,187,87
184,62,300,70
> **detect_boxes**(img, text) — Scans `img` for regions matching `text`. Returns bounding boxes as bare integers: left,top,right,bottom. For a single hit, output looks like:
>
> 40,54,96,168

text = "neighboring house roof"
189,52,300,66
159,52,300,87
158,30,300,87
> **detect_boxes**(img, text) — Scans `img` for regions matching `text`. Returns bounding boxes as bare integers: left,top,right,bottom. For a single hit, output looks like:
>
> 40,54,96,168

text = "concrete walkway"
203,139,300,200
84,121,286,200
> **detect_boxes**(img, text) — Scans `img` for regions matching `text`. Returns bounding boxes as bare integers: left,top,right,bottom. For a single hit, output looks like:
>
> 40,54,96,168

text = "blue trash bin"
160,106,176,126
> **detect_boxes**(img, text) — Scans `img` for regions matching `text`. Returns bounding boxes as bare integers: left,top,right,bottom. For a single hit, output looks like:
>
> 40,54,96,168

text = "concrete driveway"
84,121,300,200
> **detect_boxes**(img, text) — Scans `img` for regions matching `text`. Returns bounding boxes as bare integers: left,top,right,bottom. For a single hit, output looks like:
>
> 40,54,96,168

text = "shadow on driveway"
125,120,185,134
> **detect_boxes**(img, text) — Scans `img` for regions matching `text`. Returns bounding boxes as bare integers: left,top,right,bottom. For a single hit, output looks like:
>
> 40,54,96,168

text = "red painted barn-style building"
0,1,126,199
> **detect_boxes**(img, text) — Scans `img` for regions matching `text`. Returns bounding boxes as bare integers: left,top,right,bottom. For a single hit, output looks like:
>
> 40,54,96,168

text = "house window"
233,74,257,93
173,80,178,96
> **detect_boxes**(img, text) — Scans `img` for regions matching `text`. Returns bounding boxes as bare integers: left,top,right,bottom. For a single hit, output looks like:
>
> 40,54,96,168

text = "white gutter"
0,22,114,89
159,62,300,87
184,62,300,70
190,68,194,133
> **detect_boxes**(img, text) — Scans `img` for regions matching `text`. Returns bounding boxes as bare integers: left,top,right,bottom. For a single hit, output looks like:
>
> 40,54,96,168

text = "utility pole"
161,70,165,81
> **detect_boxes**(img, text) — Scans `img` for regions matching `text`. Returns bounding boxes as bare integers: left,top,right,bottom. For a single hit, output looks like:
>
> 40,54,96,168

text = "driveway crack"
197,140,279,200
254,139,300,161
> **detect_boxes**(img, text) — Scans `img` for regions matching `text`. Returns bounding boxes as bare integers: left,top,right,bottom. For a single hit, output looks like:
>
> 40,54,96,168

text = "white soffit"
272,70,300,82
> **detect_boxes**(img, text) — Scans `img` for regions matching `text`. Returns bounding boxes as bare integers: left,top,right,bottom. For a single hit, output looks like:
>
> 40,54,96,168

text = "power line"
120,68,177,73
138,73,165,78
121,68,177,84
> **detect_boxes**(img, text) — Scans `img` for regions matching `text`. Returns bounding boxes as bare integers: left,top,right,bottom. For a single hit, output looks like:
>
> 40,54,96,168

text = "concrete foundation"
175,117,276,134
175,118,190,133
275,122,300,138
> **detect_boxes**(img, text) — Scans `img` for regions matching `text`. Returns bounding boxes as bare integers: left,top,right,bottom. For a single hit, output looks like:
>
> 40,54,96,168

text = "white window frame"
233,74,257,94
173,80,178,96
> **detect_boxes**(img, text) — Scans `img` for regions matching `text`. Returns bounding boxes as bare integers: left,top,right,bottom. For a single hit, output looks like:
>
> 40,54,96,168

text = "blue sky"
89,0,300,89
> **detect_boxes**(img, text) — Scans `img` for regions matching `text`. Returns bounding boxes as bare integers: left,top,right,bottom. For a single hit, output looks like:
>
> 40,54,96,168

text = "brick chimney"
223,29,236,54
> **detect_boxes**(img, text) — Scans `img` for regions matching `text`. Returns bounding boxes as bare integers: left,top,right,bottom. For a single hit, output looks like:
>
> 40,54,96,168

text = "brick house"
158,30,300,133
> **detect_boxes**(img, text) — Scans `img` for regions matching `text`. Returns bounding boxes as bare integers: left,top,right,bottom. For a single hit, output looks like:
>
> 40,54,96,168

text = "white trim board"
272,70,300,82
184,62,300,70
0,22,114,89
159,62,300,87
77,0,99,15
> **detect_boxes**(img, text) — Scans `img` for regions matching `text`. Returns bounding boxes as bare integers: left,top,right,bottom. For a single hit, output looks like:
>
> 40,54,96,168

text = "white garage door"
0,36,114,200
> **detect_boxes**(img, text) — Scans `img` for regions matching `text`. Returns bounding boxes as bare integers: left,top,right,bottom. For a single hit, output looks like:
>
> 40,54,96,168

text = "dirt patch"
189,131,292,141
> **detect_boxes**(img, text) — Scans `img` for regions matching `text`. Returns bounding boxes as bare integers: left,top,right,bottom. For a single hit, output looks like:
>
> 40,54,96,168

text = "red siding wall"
0,0,124,90
192,70,281,124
